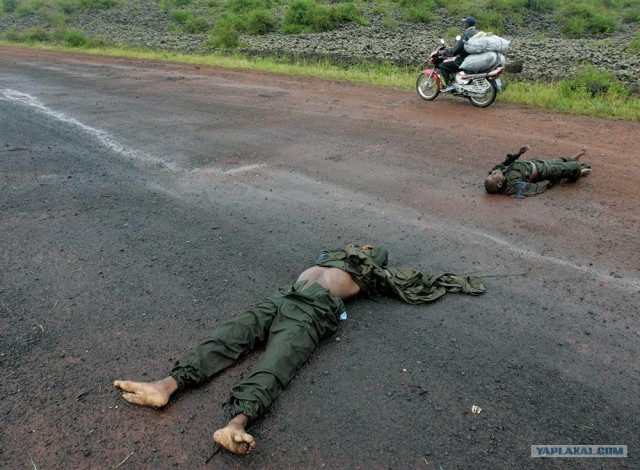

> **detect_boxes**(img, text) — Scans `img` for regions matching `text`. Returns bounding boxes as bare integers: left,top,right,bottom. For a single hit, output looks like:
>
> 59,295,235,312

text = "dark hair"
484,176,500,194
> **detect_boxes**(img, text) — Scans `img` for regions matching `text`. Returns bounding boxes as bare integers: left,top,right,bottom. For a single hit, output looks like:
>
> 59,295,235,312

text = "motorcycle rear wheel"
416,73,439,101
468,80,497,108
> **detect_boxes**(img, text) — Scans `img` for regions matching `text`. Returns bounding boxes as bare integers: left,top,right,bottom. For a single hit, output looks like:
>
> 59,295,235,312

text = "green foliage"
171,9,209,32
209,13,241,47
3,0,18,13
562,15,587,38
79,0,121,9
23,26,50,41
4,27,22,40
185,15,209,32
627,33,640,55
281,0,361,34
559,3,618,38
56,0,82,15
65,28,88,46
172,8,192,23
559,65,629,99
15,0,38,17
398,0,436,24
245,9,275,35
228,0,274,14
622,6,640,23
160,0,191,10
523,0,554,12
475,10,504,34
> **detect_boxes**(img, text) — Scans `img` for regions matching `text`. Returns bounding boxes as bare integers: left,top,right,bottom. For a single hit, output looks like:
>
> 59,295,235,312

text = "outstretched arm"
501,145,530,165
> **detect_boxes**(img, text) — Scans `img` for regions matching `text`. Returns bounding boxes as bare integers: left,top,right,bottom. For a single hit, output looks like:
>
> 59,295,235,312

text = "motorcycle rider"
439,16,478,93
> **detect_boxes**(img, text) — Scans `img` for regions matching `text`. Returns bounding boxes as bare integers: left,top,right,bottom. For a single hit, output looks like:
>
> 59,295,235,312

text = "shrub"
86,35,109,47
24,27,50,41
560,4,618,38
79,0,121,9
562,16,587,38
209,13,242,48
5,27,23,41
559,66,629,99
281,0,361,34
65,28,88,46
475,10,504,34
208,26,240,48
15,2,36,17
56,0,81,14
399,0,436,24
245,9,275,35
3,0,18,13
622,6,640,23
281,0,331,34
185,16,209,33
228,0,272,14
628,33,640,55
172,8,192,23
523,0,554,13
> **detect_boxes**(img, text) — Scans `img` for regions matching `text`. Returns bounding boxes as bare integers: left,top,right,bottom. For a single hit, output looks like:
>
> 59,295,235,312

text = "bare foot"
113,377,178,408
581,168,592,176
213,414,255,455
572,147,587,160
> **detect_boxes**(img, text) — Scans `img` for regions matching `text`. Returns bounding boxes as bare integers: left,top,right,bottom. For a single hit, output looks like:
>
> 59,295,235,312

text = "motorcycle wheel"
416,73,439,101
468,80,497,108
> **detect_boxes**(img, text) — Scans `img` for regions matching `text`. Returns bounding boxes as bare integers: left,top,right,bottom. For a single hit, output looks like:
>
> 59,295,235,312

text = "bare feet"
213,414,256,455
113,377,178,408
581,168,592,176
572,147,587,160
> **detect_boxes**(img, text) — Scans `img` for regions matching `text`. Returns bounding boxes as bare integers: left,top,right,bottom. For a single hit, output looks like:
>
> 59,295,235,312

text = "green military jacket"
490,152,550,196
315,244,485,304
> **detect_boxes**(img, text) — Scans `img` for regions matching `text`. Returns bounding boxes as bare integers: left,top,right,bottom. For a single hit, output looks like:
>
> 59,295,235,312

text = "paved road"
1,47,638,469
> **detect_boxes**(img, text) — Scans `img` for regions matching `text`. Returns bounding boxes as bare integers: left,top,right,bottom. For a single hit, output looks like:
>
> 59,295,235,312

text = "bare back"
297,266,360,300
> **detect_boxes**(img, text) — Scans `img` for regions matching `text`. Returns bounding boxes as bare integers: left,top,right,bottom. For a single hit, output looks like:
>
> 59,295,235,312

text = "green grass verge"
1,41,639,121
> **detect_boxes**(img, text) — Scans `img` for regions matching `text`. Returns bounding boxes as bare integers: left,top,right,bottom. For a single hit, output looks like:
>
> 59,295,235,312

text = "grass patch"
281,0,363,34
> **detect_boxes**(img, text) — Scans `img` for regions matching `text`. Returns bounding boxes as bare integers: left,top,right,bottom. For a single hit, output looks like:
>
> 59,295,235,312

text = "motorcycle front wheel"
416,73,439,101
468,80,497,108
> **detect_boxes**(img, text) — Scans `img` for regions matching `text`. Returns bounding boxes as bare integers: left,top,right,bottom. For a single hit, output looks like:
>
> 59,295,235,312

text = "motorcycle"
416,38,505,108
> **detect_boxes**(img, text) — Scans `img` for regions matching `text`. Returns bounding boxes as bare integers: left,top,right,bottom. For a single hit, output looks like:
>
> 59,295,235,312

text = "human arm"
443,38,465,57
500,145,530,166
443,27,477,57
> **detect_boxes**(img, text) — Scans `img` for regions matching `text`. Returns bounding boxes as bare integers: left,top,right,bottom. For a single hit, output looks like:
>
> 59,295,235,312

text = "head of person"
462,16,476,30
485,170,505,194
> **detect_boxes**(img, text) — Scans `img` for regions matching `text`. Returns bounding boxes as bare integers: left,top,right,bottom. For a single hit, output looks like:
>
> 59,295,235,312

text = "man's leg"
114,288,288,407
214,283,344,454
538,157,586,183
571,147,587,161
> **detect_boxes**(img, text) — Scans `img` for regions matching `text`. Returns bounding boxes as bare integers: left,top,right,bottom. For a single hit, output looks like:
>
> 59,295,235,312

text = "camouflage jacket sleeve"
316,245,485,303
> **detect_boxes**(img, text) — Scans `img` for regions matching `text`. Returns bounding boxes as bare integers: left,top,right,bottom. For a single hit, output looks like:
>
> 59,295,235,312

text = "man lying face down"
114,244,485,455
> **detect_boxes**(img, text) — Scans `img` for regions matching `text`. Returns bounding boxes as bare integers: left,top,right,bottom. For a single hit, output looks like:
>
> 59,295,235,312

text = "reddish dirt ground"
1,47,638,469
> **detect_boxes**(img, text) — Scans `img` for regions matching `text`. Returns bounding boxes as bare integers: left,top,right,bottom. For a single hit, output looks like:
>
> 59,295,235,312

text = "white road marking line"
0,88,263,176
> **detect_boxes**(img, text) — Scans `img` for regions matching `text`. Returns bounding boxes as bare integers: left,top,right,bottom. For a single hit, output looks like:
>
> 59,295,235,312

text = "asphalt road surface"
1,47,638,469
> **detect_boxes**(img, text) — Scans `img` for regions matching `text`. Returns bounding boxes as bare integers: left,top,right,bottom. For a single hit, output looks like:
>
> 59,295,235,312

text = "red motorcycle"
416,39,505,108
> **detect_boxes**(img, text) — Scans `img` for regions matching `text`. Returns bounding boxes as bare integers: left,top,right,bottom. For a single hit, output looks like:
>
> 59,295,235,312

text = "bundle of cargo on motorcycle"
416,32,510,108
